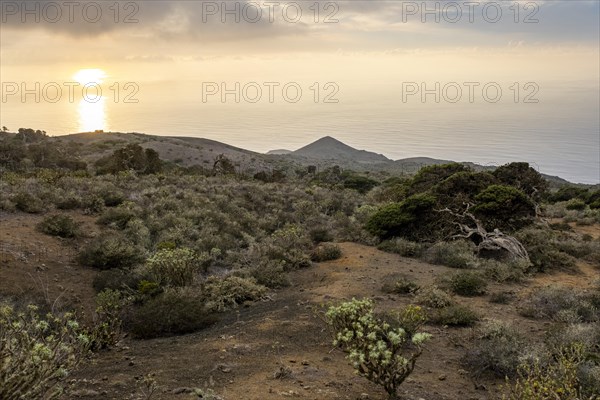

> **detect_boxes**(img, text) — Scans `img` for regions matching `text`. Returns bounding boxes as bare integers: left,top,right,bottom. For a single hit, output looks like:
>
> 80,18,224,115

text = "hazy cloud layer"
1,1,598,44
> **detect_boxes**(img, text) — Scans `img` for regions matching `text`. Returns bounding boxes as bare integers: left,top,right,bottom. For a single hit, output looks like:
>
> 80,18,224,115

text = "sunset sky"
2,1,598,85
1,1,599,182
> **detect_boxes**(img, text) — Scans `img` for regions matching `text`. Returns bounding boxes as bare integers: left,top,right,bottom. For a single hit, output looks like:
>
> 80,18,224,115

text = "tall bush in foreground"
0,304,90,400
325,299,431,399
503,344,596,400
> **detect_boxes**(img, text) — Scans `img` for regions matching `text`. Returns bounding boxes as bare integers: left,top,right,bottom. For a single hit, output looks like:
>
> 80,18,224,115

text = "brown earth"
1,214,598,400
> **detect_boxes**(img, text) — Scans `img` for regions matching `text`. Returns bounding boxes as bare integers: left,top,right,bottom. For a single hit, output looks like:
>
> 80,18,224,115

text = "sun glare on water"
73,69,108,132
73,68,107,85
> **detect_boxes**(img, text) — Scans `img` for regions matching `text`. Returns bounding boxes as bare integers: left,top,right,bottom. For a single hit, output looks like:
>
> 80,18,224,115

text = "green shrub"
519,286,598,323
472,185,536,231
381,275,420,295
249,260,290,289
578,362,600,398
465,320,527,378
366,193,437,240
550,186,589,203
565,199,587,211
377,238,425,258
310,243,342,262
515,228,577,272
415,285,453,308
55,194,82,210
545,323,600,357
78,234,145,270
81,195,105,214
12,192,45,213
325,300,431,398
96,207,137,229
92,268,146,293
431,305,479,327
88,289,126,350
503,344,590,400
145,248,209,287
423,241,476,269
342,175,378,194
449,271,488,296
309,228,333,244
127,289,218,339
492,162,548,198
409,163,469,195
37,214,78,238
0,304,90,399
202,276,267,312
489,291,515,304
480,259,527,283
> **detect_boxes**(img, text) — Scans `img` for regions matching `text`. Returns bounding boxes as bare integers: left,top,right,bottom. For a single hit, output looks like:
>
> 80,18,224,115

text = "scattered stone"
438,374,447,381
301,360,309,366
360,393,369,399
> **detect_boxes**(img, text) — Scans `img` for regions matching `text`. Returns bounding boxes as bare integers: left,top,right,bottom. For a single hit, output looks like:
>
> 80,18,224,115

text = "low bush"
578,362,600,398
127,289,218,339
545,323,600,356
55,194,82,210
145,247,209,287
519,286,598,322
423,241,477,269
78,234,145,270
381,275,420,295
515,228,577,272
503,344,591,400
464,320,527,378
489,291,515,304
37,214,79,238
96,207,137,229
309,228,333,244
92,268,146,293
0,303,90,399
449,271,488,296
88,289,126,350
310,243,342,262
565,199,587,211
202,276,267,313
249,260,290,289
480,259,527,283
415,285,453,308
377,238,425,258
431,305,479,327
12,191,45,213
325,299,432,398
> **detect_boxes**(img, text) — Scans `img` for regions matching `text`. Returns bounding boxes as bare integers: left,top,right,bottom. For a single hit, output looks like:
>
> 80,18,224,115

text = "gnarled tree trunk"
438,207,530,263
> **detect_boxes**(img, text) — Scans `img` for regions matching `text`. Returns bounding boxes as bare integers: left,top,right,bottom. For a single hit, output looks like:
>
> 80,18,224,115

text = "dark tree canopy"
95,144,163,175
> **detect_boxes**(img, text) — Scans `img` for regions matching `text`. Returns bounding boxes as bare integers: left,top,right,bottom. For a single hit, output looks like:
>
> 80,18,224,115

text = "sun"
73,68,107,85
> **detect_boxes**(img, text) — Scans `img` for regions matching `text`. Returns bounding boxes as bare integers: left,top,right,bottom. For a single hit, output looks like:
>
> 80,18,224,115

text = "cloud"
0,0,597,58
